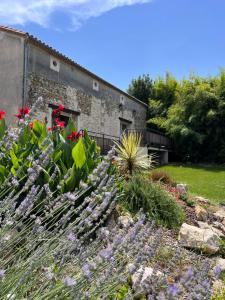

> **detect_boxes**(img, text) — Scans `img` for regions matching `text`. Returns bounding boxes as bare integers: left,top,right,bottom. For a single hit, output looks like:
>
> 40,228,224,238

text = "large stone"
131,266,162,287
178,223,220,254
214,208,225,220
194,196,210,205
176,183,188,195
197,221,224,237
195,205,208,222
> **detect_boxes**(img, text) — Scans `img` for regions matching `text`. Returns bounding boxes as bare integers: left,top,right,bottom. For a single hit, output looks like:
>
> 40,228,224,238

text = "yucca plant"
114,131,154,176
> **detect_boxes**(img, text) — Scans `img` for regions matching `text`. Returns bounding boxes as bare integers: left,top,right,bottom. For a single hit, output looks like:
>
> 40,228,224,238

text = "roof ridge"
0,25,148,108
0,25,27,36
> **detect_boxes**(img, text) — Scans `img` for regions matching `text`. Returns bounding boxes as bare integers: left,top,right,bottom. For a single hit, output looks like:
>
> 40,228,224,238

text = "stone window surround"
48,103,80,130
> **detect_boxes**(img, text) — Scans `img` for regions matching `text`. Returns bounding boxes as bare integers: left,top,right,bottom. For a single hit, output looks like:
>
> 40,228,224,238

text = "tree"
127,74,153,104
148,71,225,163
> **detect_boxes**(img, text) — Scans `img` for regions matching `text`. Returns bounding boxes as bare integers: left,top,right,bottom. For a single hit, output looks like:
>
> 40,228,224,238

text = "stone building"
0,25,170,162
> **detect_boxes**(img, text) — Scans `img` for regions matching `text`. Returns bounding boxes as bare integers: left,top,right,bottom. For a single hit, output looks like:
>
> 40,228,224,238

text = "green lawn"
155,164,225,204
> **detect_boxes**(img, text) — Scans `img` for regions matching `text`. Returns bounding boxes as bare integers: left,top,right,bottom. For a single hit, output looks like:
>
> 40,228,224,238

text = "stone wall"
26,44,147,137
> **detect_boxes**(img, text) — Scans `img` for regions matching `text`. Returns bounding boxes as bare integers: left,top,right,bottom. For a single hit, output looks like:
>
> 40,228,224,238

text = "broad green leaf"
72,138,86,169
0,165,6,181
0,119,6,140
53,149,63,163
10,166,17,176
10,149,19,169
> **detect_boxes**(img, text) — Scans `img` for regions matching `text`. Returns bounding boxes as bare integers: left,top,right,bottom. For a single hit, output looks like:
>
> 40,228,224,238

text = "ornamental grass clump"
114,131,154,176
123,173,185,228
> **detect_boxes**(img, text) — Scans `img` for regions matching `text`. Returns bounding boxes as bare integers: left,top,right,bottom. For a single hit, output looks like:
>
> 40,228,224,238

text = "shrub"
150,170,174,186
114,132,154,176
122,174,185,228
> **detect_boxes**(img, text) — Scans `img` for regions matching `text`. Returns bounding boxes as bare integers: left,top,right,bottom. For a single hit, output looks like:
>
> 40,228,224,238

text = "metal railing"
88,129,172,154
127,129,172,150
88,131,119,155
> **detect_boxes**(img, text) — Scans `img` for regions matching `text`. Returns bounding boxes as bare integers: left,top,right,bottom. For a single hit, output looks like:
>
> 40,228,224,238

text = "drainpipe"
22,36,29,107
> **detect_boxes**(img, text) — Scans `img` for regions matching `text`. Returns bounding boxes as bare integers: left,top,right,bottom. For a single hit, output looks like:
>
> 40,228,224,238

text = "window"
50,56,60,72
47,105,80,130
120,95,125,106
119,117,132,136
93,80,99,91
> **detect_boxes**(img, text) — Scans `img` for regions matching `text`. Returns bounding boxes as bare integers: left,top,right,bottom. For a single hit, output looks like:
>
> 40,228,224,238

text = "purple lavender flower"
99,247,113,260
214,266,221,278
0,269,5,279
63,276,76,287
167,284,178,297
82,263,92,280
67,232,76,242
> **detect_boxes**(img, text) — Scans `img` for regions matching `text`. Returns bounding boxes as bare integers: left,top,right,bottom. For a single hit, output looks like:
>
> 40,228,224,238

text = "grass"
155,164,225,204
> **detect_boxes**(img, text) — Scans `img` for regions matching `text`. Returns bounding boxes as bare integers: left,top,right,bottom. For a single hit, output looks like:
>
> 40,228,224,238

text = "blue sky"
1,0,225,90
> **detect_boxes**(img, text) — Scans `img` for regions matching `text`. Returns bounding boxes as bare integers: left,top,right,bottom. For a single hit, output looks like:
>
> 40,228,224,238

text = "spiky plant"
114,131,154,176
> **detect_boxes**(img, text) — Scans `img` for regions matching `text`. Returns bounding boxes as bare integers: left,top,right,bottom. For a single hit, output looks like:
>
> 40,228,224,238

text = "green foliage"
114,132,154,176
146,71,225,163
127,74,153,104
179,192,195,207
219,239,225,257
0,117,100,216
122,174,185,228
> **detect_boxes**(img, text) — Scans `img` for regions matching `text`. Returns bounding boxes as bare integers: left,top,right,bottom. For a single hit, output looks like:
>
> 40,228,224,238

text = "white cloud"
0,0,151,30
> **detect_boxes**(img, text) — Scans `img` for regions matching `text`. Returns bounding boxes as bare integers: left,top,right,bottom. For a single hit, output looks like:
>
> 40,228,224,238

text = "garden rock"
215,258,225,272
118,215,134,228
195,205,208,222
197,221,224,237
214,208,225,221
212,280,225,297
178,223,220,254
194,196,210,205
176,183,188,195
131,266,163,287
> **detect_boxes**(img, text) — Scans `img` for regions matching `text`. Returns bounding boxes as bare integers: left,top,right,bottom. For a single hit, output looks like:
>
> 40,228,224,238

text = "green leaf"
10,149,19,169
72,138,86,169
10,166,17,176
0,119,6,140
0,165,6,181
53,149,63,163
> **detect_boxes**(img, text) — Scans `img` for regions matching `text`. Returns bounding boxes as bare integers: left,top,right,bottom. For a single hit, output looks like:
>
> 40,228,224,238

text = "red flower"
52,104,64,117
67,131,79,141
29,122,33,129
0,110,6,120
58,104,64,111
15,106,30,119
54,118,65,129
48,127,53,132
67,130,84,141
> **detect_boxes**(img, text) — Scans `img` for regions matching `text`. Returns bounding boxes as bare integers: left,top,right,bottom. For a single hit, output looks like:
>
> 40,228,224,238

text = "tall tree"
127,74,153,104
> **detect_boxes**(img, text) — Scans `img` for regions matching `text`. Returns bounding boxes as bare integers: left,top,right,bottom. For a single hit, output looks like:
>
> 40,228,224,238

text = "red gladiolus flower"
67,131,79,141
52,104,64,117
58,104,64,111
29,122,33,129
54,118,65,129
0,110,6,120
15,106,30,119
